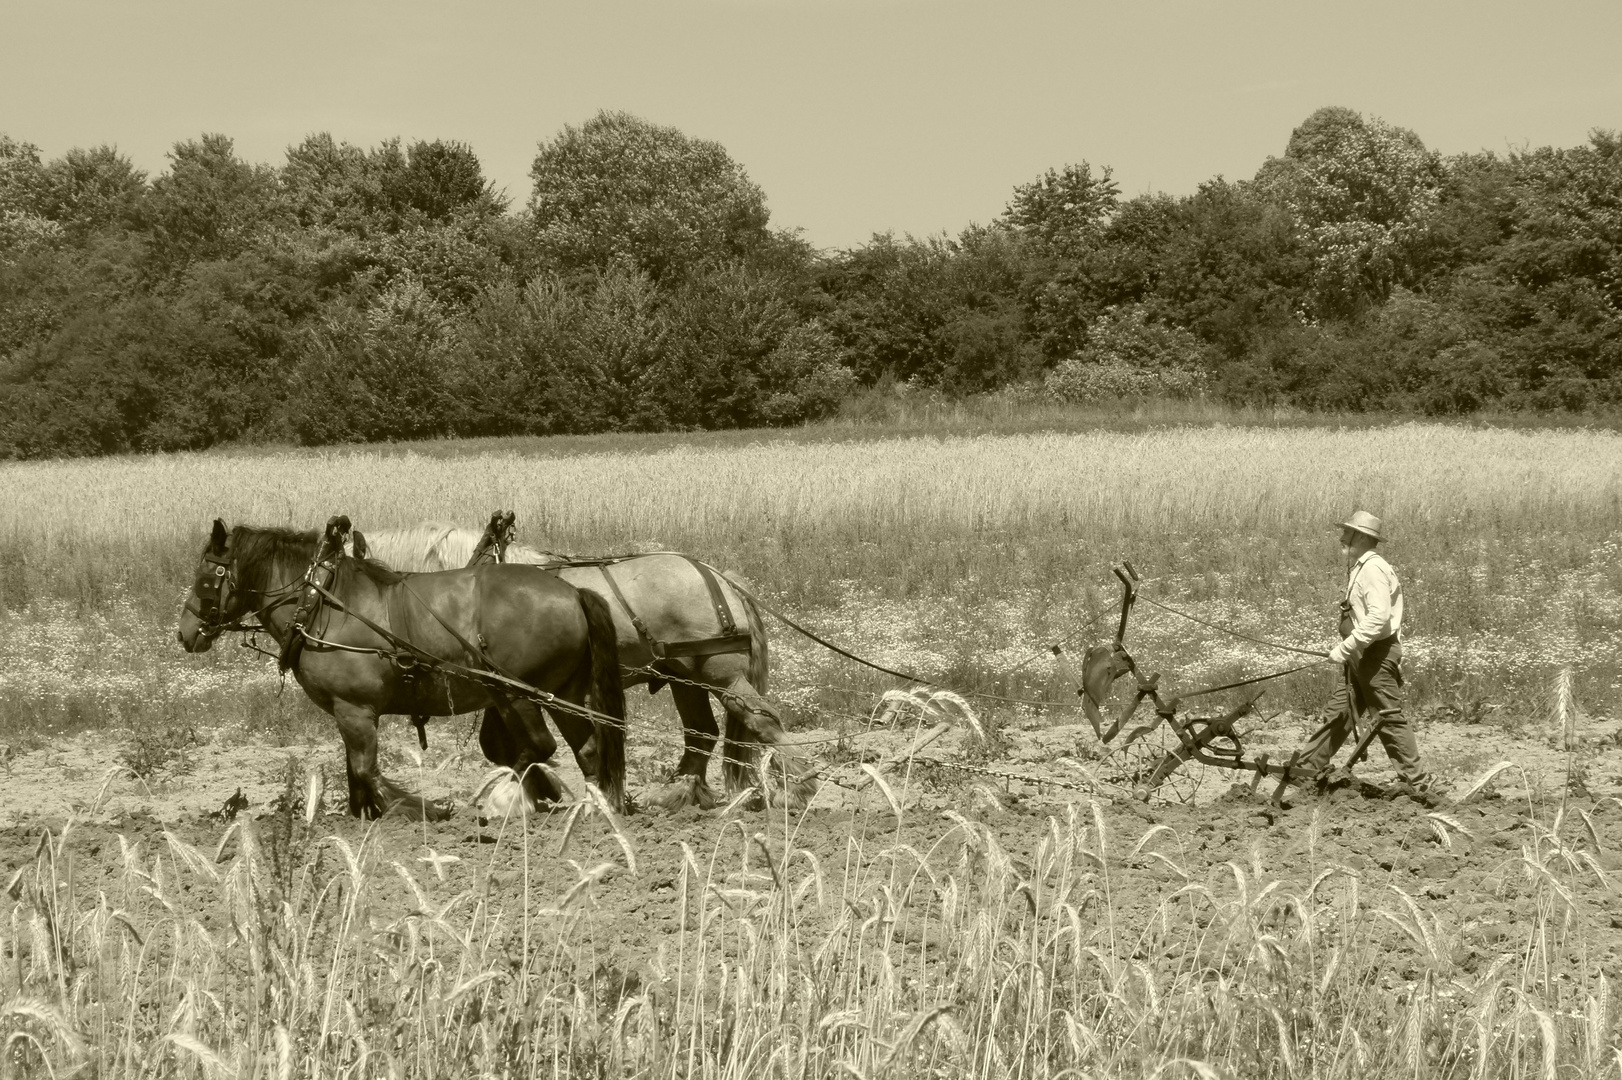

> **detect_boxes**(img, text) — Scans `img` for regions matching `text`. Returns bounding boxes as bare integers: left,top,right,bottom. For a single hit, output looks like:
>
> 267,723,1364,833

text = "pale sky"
5,0,1620,251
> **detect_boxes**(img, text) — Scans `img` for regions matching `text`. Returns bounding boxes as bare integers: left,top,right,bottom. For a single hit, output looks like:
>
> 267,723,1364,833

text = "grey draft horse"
360,517,814,810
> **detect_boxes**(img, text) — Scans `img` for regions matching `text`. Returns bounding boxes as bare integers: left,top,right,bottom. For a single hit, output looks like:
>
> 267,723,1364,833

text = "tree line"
2,107,1619,458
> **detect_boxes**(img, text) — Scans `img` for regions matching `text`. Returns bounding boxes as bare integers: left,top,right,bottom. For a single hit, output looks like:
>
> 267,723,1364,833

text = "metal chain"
906,756,1120,797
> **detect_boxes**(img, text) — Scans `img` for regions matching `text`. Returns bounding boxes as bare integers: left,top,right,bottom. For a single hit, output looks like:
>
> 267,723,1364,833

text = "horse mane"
359,524,561,571
342,554,406,586
230,525,319,595
355,523,460,572
432,527,558,567
230,524,403,593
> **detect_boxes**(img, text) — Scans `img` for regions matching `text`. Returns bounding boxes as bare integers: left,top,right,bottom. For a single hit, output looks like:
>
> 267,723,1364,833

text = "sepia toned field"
1,419,1620,1076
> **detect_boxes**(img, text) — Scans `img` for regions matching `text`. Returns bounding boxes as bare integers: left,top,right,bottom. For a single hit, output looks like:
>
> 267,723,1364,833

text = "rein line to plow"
728,582,1115,704
735,581,1319,711
1133,592,1330,660
1172,660,1329,702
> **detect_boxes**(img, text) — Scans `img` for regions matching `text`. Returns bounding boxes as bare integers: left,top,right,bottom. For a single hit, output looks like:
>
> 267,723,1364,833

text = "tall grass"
4,422,1619,723
5,424,1620,607
1,777,1615,1078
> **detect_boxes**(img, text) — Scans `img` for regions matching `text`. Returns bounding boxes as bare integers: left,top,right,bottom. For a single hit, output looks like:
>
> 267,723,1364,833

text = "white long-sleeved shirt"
1341,550,1403,655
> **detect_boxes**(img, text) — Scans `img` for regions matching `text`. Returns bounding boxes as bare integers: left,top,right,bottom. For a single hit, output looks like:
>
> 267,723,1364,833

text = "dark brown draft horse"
176,519,627,818
362,518,816,811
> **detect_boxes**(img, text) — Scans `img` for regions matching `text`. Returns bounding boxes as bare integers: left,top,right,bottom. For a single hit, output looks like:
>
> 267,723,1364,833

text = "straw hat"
1339,511,1383,541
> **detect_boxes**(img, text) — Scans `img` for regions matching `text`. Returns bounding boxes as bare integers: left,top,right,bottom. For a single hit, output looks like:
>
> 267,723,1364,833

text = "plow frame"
1066,563,1379,803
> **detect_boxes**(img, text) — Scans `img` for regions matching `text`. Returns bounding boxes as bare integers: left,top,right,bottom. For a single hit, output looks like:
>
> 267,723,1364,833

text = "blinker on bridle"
187,550,236,637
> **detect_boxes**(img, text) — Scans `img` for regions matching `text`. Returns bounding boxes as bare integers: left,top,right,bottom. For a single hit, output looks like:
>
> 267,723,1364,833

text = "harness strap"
311,578,445,668
689,558,738,636
598,558,751,664
601,563,659,654
383,582,431,749
281,562,337,672
395,575,499,671
652,634,755,659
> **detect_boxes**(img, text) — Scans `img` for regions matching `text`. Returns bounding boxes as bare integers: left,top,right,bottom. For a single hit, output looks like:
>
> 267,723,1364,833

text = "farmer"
1296,511,1433,795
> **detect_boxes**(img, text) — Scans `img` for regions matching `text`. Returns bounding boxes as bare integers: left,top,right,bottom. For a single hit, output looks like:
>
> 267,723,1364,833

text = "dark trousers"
1298,637,1425,783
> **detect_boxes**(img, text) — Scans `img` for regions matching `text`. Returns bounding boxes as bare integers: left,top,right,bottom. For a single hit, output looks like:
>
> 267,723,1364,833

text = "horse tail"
723,569,771,696
578,587,628,810
715,568,773,791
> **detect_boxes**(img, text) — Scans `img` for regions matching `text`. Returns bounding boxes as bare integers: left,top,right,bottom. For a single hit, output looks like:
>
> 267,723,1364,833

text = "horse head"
177,518,236,653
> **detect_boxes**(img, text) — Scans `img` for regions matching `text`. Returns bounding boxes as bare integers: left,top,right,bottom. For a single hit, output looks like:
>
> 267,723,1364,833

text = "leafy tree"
146,134,283,269
1000,162,1119,256
0,292,264,456
282,133,386,233
817,228,1037,391
287,276,458,443
0,135,63,258
993,162,1127,359
0,136,47,217
657,265,852,426
527,111,770,282
1151,179,1312,361
40,146,146,236
451,277,610,435
1254,107,1444,317
395,139,506,222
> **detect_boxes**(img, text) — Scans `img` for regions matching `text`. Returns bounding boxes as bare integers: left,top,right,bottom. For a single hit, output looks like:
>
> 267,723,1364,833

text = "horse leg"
333,703,388,820
332,702,454,822
480,696,568,809
649,682,724,810
497,698,569,809
477,706,513,766
528,609,631,815
715,675,818,811
547,707,599,784
544,656,623,806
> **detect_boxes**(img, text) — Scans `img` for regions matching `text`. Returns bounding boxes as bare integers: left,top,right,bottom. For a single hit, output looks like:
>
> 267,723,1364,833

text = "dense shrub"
1045,306,1209,402
287,277,460,444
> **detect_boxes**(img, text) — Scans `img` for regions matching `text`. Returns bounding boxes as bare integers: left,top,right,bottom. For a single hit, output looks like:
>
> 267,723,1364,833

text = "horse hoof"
481,777,529,821
765,775,818,812
649,776,723,811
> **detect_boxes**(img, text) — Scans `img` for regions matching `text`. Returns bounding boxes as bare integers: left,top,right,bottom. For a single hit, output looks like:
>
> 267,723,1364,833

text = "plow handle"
1112,564,1139,647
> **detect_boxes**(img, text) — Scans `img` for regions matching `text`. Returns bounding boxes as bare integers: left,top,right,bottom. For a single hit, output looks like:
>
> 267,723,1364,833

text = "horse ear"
210,519,228,551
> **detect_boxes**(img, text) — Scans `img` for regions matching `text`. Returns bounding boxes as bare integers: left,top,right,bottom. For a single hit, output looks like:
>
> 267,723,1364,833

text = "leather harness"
597,557,753,663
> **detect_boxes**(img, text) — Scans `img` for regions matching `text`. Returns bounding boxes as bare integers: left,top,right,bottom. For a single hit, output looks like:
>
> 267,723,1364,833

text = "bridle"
184,549,238,640
184,547,303,640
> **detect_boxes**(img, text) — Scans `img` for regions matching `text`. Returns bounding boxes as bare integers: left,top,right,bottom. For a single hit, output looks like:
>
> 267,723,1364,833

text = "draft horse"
177,518,627,818
361,516,815,810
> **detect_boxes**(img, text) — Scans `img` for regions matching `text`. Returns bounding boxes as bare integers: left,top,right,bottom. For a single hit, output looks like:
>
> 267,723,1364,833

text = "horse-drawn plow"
186,505,1418,819
1059,562,1365,803
448,512,1433,809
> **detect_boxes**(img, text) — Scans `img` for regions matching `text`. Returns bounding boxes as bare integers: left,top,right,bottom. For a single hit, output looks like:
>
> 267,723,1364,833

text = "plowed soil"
2,704,1619,984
